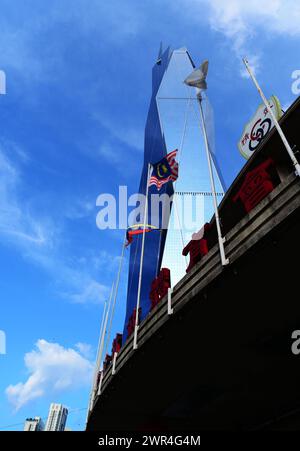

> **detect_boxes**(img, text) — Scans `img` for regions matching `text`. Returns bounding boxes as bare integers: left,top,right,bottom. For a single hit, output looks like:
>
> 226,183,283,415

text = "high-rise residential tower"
45,403,68,431
24,416,44,431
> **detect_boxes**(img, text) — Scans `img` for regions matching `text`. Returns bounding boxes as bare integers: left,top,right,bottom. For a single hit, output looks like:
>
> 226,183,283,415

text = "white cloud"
98,142,123,164
0,146,50,246
75,342,93,359
0,145,110,305
92,251,121,272
0,28,44,81
63,280,109,305
93,114,144,152
240,54,261,79
96,140,141,173
0,1,145,85
64,199,94,220
180,0,300,75
6,339,93,411
88,117,144,173
103,122,143,153
23,248,110,305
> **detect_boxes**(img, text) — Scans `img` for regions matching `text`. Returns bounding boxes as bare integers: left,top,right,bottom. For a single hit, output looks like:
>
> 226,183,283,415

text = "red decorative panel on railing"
126,307,141,337
233,158,275,213
150,268,171,310
182,223,210,273
103,353,112,371
112,333,122,354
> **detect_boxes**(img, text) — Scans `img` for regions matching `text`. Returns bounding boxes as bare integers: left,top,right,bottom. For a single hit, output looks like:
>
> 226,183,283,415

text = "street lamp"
184,61,229,266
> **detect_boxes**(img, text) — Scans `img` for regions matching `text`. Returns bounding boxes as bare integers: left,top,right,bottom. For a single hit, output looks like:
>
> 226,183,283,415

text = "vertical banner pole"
133,163,152,350
104,233,126,358
112,351,118,376
95,282,114,396
97,371,104,396
197,93,229,266
87,298,107,415
99,282,114,365
243,57,300,177
88,235,127,415
167,287,173,315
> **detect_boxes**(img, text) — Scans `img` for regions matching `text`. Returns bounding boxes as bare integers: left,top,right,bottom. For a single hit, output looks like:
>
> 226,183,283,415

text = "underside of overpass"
87,97,300,431
87,200,300,430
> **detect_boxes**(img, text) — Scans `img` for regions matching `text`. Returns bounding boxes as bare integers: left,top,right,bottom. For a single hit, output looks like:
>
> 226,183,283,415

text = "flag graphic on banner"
149,149,179,191
125,224,159,247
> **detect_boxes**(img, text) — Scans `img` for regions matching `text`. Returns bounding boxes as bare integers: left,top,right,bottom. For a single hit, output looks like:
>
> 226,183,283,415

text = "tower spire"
156,42,163,64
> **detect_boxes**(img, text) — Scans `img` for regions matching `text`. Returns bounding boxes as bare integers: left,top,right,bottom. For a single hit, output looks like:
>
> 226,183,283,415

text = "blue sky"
0,0,299,430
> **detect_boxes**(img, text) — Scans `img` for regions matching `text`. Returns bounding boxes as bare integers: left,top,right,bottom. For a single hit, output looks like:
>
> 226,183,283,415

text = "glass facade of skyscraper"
123,47,225,342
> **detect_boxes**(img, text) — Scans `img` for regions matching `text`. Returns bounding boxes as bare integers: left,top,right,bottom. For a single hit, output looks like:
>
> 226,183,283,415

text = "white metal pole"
243,57,300,177
103,233,126,358
91,306,109,404
112,351,118,376
93,282,114,400
87,298,107,415
96,302,111,397
167,287,173,315
89,282,113,409
97,371,104,396
99,282,114,362
133,163,152,350
197,92,229,266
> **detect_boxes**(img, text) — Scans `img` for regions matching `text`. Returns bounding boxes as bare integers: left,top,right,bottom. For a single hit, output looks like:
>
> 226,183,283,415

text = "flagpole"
197,90,229,266
243,57,300,177
89,284,114,410
98,282,114,365
104,232,127,358
89,282,113,411
87,297,108,417
95,282,114,397
133,163,151,350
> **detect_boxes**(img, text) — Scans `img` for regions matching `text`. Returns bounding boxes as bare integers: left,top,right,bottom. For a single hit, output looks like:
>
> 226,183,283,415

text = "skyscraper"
24,417,44,431
45,403,68,431
158,48,225,285
122,45,174,343
123,46,225,341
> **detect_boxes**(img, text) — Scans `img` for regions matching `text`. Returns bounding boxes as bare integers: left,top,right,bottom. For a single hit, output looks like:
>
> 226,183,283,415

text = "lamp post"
184,61,229,266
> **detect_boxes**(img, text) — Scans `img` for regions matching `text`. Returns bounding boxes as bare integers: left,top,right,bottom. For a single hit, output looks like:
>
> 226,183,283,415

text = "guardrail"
89,96,300,420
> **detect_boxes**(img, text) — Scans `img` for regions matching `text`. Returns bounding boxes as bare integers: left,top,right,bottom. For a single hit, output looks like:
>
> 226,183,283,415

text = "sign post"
238,95,282,159
243,58,300,177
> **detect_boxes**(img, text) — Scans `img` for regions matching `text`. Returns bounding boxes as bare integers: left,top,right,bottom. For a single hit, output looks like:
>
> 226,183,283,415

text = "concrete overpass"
87,97,300,431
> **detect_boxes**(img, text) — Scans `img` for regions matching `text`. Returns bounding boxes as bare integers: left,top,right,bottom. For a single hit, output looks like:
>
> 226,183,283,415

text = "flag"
149,149,179,191
184,60,208,90
125,224,159,247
